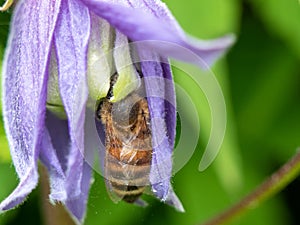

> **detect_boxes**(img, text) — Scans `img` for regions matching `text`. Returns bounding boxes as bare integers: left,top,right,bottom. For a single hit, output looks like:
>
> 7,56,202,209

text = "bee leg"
133,198,148,207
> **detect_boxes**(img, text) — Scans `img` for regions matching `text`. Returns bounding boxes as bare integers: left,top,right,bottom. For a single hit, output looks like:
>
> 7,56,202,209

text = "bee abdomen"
110,182,145,203
105,148,151,203
106,152,151,186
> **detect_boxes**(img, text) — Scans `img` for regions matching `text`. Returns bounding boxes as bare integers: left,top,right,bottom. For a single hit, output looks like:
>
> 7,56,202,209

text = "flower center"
46,15,142,119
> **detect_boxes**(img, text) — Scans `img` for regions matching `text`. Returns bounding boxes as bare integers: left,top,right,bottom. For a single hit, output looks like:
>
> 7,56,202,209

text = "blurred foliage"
0,0,300,225
249,0,300,58
163,0,241,38
0,10,10,163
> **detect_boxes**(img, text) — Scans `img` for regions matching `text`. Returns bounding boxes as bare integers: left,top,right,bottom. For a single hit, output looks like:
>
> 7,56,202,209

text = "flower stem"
0,0,13,11
201,148,300,225
40,165,76,225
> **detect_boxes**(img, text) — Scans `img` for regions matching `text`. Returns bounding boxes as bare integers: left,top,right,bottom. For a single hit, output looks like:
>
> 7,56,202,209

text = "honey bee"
96,74,152,204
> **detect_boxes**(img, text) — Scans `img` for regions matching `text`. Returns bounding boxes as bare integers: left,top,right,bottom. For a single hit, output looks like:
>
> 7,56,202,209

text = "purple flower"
0,0,234,223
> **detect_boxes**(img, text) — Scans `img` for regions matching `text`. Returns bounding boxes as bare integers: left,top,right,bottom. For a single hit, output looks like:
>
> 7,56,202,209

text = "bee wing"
142,186,153,196
105,175,148,207
104,177,125,203
104,156,150,202
104,152,128,203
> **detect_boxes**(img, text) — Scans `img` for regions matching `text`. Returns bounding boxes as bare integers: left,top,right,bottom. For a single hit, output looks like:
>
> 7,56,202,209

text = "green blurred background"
0,0,300,224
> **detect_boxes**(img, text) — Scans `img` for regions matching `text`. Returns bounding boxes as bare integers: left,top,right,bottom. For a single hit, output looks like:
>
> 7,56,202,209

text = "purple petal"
40,110,70,202
62,110,102,222
39,126,66,202
54,0,90,203
139,53,171,196
65,162,92,224
164,187,184,212
128,0,183,32
0,0,61,210
138,50,183,210
80,0,234,68
161,62,176,148
45,111,70,173
0,167,38,211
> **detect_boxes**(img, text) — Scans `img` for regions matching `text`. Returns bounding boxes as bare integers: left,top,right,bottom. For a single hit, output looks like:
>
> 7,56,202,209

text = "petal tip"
164,188,185,213
64,202,86,225
0,168,39,212
219,33,237,46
